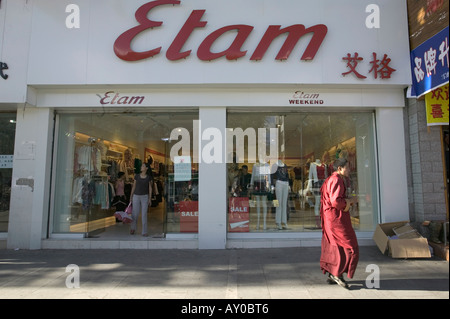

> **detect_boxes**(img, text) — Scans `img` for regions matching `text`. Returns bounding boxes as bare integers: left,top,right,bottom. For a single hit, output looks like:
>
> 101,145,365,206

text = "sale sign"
179,200,198,232
228,197,250,232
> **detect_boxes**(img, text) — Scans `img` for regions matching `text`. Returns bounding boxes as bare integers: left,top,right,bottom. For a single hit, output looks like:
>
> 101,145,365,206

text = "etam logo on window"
114,0,328,62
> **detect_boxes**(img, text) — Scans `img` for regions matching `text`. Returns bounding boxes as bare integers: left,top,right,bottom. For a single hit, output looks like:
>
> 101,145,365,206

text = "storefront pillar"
7,107,53,249
376,108,409,223
198,108,227,249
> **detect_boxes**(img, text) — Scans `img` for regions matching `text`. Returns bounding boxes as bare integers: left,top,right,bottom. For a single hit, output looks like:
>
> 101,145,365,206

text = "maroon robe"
319,172,359,279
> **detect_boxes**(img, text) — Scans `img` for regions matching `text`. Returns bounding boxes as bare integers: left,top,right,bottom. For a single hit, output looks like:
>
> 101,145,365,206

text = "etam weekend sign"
114,0,327,62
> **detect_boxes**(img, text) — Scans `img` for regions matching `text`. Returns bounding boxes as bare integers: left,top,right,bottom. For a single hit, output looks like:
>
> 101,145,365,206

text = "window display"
227,112,378,233
52,112,198,236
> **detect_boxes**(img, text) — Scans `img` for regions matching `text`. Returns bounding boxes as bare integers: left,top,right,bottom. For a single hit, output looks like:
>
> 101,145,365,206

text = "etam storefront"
4,0,412,249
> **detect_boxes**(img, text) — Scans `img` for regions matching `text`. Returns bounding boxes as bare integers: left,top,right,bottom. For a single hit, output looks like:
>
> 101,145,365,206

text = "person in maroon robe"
319,158,358,289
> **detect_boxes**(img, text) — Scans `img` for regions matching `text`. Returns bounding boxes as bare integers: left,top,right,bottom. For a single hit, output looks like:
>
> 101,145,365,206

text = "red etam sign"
114,0,328,62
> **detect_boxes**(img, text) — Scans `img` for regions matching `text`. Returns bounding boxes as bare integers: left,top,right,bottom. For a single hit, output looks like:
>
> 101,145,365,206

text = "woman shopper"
129,163,153,237
319,158,358,289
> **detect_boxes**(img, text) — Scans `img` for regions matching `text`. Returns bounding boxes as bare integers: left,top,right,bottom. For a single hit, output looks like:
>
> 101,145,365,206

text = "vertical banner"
228,197,250,232
425,84,449,126
179,200,198,232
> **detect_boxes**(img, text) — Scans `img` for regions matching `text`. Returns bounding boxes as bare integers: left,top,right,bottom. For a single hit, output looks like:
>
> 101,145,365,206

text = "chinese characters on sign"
425,84,449,126
342,52,396,79
410,27,449,97
0,61,8,80
0,155,13,168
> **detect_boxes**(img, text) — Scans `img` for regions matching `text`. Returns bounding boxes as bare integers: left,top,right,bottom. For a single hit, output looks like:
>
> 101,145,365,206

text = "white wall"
0,0,33,104
376,107,409,223
7,107,53,249
198,108,227,249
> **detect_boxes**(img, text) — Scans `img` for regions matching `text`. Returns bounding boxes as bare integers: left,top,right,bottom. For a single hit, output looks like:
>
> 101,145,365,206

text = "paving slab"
0,246,448,301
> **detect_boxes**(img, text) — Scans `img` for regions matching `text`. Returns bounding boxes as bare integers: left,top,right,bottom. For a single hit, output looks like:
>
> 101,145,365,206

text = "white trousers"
254,195,267,230
131,194,148,235
275,180,289,225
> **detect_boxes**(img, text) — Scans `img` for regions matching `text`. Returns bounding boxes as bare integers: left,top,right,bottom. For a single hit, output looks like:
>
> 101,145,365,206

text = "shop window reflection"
226,112,378,233
52,112,199,237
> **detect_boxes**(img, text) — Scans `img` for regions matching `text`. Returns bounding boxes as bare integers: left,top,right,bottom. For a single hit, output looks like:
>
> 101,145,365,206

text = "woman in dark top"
129,163,153,236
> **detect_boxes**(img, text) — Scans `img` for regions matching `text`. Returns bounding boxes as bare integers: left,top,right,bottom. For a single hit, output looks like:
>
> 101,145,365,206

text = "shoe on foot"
329,274,349,289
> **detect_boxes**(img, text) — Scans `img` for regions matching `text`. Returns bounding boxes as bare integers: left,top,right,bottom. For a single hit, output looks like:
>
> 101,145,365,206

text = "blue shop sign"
410,26,449,98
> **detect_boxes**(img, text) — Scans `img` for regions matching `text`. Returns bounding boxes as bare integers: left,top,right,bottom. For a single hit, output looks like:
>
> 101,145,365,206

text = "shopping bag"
114,211,124,221
228,197,249,232
114,211,133,223
122,214,133,224
125,202,132,215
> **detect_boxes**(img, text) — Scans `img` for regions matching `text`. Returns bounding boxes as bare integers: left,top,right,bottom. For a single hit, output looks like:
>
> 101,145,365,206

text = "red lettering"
114,0,180,61
250,24,328,61
114,1,328,63
100,91,113,105
166,10,207,61
197,25,254,61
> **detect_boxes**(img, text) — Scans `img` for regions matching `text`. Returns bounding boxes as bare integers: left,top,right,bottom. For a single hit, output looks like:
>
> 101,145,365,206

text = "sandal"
329,274,349,289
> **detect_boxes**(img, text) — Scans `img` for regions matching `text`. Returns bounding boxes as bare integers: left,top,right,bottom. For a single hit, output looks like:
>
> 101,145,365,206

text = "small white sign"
0,155,13,168
174,156,191,182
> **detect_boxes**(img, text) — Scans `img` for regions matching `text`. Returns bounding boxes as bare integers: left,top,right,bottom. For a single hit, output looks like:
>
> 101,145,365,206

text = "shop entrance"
51,111,198,239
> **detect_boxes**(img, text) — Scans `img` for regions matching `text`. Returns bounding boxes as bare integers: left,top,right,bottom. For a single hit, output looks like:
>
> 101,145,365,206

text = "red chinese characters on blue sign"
410,26,449,98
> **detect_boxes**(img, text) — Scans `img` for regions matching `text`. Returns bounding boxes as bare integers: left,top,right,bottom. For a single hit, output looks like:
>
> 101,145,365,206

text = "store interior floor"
80,197,363,239
95,205,165,239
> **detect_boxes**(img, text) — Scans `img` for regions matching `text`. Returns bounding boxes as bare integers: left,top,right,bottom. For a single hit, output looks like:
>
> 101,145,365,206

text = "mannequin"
307,158,328,227
273,160,289,230
250,160,271,230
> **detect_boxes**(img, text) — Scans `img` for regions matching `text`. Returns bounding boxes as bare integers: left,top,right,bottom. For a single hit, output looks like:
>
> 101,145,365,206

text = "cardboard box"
373,221,431,258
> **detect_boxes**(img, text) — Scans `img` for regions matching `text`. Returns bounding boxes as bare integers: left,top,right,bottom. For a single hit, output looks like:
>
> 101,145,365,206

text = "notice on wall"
174,156,191,181
15,141,35,160
425,84,449,126
0,155,13,168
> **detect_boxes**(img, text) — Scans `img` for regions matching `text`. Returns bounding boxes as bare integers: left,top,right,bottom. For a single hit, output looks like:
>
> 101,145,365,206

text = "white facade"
0,0,411,249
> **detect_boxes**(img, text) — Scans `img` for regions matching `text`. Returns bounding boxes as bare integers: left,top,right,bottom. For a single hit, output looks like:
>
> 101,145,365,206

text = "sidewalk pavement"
0,245,448,300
